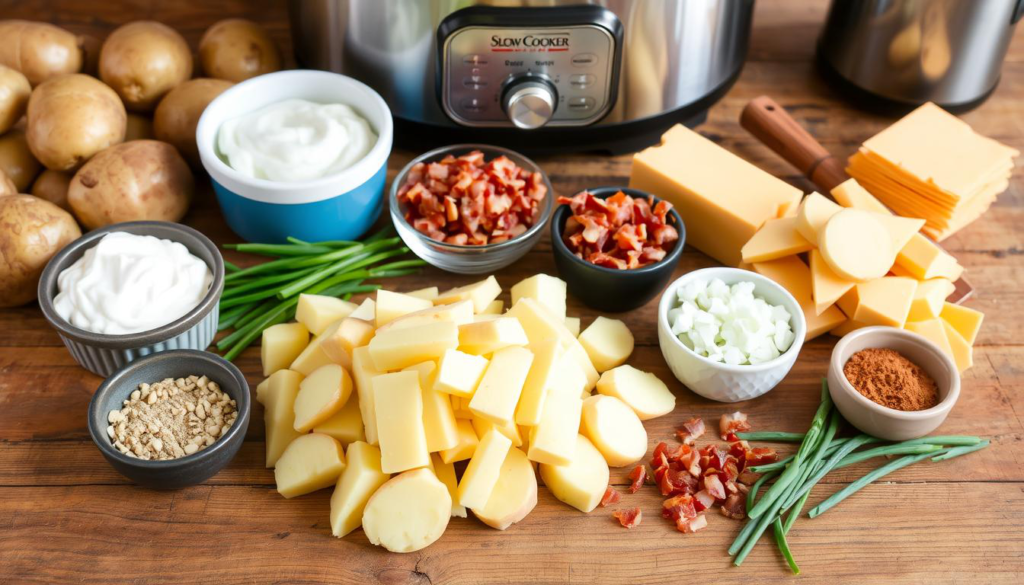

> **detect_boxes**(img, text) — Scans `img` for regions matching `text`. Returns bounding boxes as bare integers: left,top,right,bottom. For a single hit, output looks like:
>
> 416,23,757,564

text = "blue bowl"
197,70,393,243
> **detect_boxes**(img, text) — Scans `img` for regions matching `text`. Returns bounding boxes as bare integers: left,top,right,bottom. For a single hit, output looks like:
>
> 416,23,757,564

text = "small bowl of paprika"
828,326,960,441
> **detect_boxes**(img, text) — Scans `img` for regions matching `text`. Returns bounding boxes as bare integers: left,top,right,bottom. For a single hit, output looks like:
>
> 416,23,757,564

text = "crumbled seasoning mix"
843,348,939,411
107,375,237,460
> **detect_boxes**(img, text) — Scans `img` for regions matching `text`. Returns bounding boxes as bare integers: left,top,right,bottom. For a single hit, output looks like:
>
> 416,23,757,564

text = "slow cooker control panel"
439,10,621,129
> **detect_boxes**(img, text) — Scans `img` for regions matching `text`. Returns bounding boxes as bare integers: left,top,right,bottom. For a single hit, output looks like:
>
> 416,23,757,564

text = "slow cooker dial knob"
502,77,557,130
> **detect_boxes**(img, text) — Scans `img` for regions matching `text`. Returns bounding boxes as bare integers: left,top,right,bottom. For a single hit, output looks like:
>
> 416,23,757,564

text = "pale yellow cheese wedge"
321,316,375,370
439,419,479,464
430,453,467,518
837,277,917,328
820,209,893,282
481,300,504,315
375,289,433,327
376,300,474,333
368,321,459,371
810,249,855,316
580,395,648,467
403,361,459,453
595,365,675,421
372,371,430,474
577,316,634,373
313,394,365,444
538,434,609,513
469,346,534,426
296,294,357,336
905,319,954,358
290,318,343,376
515,337,564,426
294,364,353,433
351,346,381,445
511,274,567,321
527,389,583,466
471,414,523,448
873,213,926,255
407,286,439,301
261,322,310,377
564,317,581,337
896,233,963,281
362,468,451,553
458,317,529,355
796,192,844,246
435,276,502,312
274,432,346,499
907,278,955,322
751,256,848,340
260,369,305,468
831,178,892,215
348,298,376,321
941,320,973,372
940,302,984,344
457,427,512,509
433,349,489,398
741,216,813,264
330,441,389,538
471,447,537,530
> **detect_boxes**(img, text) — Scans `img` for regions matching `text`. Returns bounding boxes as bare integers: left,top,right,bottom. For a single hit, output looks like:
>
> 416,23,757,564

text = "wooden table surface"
2,1,1023,583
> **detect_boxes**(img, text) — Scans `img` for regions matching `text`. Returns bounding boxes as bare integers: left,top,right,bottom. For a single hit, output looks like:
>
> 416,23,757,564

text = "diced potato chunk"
376,289,434,327
563,341,599,392
471,414,523,448
403,361,459,453
406,286,439,301
349,298,376,321
458,317,529,355
375,300,474,333
440,419,478,464
330,441,390,538
527,388,583,466
538,434,609,513
294,364,353,433
470,447,537,530
431,453,467,518
274,433,347,499
577,316,634,372
321,317,375,370
362,468,451,553
290,319,344,376
457,428,512,509
469,346,534,426
373,371,430,474
296,294,357,336
515,337,564,427
435,276,501,312
368,321,460,371
259,369,305,468
564,317,581,337
351,346,381,445
313,394,365,444
580,395,648,467
506,297,575,346
597,365,675,420
433,349,489,398
511,274,567,321
261,322,310,377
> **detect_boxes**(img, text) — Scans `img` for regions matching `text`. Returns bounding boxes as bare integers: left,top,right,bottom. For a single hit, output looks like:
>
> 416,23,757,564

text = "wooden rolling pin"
739,95,972,303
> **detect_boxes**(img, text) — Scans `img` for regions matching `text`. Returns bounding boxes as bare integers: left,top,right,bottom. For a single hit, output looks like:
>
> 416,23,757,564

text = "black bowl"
88,350,251,489
551,187,686,312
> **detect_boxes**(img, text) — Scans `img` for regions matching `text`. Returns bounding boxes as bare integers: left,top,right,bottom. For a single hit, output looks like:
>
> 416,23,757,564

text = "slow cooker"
289,0,754,154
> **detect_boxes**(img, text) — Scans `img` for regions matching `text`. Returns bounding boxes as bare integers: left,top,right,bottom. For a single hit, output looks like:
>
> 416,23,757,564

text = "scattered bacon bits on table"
601,486,622,507
557,190,679,269
720,411,752,441
612,507,642,529
676,417,706,445
397,150,548,245
627,465,647,494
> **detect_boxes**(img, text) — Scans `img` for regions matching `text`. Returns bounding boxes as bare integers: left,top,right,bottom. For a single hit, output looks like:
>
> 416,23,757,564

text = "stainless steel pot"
818,0,1024,111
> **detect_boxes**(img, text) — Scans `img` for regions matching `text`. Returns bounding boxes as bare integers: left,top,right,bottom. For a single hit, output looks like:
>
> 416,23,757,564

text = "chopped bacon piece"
559,190,679,270
666,443,691,462
612,507,642,529
720,494,746,520
659,468,698,496
662,494,697,521
720,411,752,440
693,490,716,512
744,447,779,467
682,449,701,477
703,474,728,500
601,486,621,507
700,444,728,471
651,442,670,466
627,465,647,494
676,514,708,534
675,417,705,445
737,468,761,486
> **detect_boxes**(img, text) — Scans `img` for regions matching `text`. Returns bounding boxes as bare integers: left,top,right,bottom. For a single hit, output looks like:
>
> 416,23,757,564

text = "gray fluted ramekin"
38,221,225,377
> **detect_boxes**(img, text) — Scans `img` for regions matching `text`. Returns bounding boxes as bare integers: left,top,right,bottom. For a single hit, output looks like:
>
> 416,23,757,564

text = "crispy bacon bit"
676,514,708,534
662,494,697,521
628,465,647,494
693,490,716,512
558,190,679,270
720,494,747,520
675,417,706,445
612,507,642,529
703,474,727,500
398,151,546,245
720,411,752,440
659,468,698,496
737,468,761,486
744,447,779,467
601,486,621,507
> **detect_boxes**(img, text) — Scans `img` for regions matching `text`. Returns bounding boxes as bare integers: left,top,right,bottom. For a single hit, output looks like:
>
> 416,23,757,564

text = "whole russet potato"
0,168,15,195
99,21,193,112
0,128,42,191
199,19,281,82
0,20,83,86
30,169,73,212
68,140,193,229
0,65,31,134
0,194,82,307
27,74,126,171
154,78,232,167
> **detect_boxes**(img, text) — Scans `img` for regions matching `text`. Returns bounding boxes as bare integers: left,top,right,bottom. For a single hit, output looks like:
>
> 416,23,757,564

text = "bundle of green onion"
731,381,988,574
214,228,425,361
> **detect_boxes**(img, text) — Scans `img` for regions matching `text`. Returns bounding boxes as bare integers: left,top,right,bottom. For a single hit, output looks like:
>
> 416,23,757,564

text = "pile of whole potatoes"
0,17,282,307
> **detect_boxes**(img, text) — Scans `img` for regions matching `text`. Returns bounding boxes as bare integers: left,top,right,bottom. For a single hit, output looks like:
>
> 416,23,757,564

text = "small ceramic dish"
550,187,685,312
657,267,807,403
389,144,554,275
38,221,225,377
197,69,393,243
88,350,251,489
828,326,960,441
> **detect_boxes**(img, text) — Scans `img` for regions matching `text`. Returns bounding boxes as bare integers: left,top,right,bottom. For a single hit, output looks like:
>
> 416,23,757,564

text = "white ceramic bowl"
657,267,807,403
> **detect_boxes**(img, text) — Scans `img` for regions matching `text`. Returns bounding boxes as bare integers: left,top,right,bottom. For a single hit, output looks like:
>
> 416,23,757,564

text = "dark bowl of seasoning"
550,187,685,312
828,326,960,441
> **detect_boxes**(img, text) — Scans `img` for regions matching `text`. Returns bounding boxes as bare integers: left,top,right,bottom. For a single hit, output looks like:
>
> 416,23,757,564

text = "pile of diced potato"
255,273,677,552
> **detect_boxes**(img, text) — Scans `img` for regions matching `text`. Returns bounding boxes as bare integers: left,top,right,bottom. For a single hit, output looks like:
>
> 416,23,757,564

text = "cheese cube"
296,294,357,336
376,300,474,333
368,321,459,371
457,428,512,509
596,365,675,421
458,317,529,355
908,279,955,322
435,276,501,312
831,178,892,215
321,316,375,370
629,124,802,266
580,395,648,467
432,349,489,398
274,433,347,499
471,447,537,530
837,277,918,328
741,216,814,264
469,346,534,426
351,346,381,445
796,192,843,246
259,369,305,468
348,298,376,321
751,256,847,340
896,233,964,280
361,469,451,553
330,441,390,537
940,302,984,344
527,389,583,466
430,453,467,518
313,394,365,444
439,419,479,464
407,286,439,301
538,434,609,513
294,364,353,433
403,361,460,453
289,319,343,376
481,300,504,315
511,274,567,321
905,319,954,358
577,316,634,373
471,414,523,448
261,322,310,376
810,249,855,316
372,371,430,474
564,317,581,337
941,320,973,372
375,289,433,327
515,337,564,426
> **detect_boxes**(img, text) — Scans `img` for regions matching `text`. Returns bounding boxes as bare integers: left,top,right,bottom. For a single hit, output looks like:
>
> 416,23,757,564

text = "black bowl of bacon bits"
551,187,685,311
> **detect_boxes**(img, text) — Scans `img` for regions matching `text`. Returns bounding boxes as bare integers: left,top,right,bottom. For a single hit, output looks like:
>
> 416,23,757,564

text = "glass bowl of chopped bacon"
551,187,685,311
389,144,554,274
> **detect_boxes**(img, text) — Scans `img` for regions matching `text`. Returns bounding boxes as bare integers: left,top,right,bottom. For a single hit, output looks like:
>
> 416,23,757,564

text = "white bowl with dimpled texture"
657,267,807,403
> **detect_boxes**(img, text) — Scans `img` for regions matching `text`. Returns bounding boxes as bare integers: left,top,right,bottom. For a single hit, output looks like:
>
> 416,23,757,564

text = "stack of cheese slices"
847,102,1019,241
